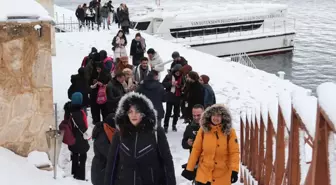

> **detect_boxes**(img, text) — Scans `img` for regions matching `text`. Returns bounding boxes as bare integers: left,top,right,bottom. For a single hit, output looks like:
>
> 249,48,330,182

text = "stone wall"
0,22,54,157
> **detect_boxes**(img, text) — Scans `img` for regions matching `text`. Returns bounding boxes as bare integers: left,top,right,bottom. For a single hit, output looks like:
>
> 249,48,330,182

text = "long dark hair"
116,29,127,42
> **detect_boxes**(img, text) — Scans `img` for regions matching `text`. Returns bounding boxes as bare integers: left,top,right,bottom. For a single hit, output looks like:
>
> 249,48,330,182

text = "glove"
181,163,187,169
231,171,238,183
181,169,195,181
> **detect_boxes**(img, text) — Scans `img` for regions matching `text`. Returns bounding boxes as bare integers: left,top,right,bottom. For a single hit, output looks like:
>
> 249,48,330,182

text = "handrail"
230,52,257,69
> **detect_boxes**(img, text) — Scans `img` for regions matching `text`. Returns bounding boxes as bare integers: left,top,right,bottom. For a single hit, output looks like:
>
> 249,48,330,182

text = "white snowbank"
27,151,51,168
278,91,292,127
261,101,269,130
317,82,336,129
0,0,52,22
268,96,279,131
292,95,317,138
255,104,261,127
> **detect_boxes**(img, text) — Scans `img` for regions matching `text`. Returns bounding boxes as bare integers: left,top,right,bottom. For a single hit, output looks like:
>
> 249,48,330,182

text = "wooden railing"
240,83,336,185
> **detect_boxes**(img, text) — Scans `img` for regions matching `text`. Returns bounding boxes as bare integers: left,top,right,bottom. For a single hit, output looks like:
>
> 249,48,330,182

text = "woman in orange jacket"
181,104,240,185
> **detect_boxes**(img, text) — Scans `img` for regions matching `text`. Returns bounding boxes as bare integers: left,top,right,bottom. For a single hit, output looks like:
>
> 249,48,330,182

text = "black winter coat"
76,8,85,21
104,92,176,185
136,78,165,120
130,39,144,60
181,121,200,153
91,122,112,185
90,69,111,104
67,105,90,154
170,56,188,69
186,81,204,107
106,78,126,114
162,74,183,104
68,70,90,107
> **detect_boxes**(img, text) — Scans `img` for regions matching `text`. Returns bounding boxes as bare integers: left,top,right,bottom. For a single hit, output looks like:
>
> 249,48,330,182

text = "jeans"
101,17,109,29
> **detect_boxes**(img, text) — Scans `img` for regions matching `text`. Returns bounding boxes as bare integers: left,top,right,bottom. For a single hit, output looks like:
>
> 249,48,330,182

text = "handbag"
96,85,107,104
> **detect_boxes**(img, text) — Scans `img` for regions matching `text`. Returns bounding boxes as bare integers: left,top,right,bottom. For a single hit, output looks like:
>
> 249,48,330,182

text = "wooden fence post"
254,116,260,180
250,121,255,174
311,106,331,185
258,115,265,185
274,106,286,185
287,107,300,184
241,116,245,165
245,118,250,170
264,114,274,185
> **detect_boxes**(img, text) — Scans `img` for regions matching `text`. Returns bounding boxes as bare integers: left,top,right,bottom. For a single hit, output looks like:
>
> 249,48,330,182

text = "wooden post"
287,107,301,184
245,118,250,169
275,106,286,185
254,116,260,180
250,121,255,174
311,106,330,185
264,114,274,185
241,116,245,165
258,115,265,185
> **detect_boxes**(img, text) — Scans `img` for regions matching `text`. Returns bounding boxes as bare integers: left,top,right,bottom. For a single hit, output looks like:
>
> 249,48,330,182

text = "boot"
164,127,168,133
172,125,177,132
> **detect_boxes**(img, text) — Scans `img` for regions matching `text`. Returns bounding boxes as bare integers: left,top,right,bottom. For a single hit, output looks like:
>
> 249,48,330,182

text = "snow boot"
172,125,177,132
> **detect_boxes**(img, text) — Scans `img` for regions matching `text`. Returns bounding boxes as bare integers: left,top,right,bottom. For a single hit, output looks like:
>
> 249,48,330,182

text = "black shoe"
172,126,177,132
164,127,168,133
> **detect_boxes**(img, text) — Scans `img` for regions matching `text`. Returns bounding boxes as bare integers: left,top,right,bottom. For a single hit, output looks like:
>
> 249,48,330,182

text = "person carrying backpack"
61,92,90,181
91,113,117,185
104,92,176,185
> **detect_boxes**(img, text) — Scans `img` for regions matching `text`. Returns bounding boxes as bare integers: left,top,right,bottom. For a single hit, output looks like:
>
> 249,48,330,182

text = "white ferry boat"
129,3,296,57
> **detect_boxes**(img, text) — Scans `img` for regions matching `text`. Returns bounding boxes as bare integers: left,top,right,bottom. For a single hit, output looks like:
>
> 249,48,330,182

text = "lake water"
54,0,336,92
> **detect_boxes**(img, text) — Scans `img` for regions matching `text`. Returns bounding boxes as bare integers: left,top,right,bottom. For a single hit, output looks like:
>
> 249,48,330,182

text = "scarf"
170,75,182,97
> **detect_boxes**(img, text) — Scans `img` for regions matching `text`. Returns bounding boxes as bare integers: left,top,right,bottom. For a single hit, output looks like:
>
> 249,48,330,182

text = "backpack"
103,57,115,73
96,85,107,104
59,118,76,146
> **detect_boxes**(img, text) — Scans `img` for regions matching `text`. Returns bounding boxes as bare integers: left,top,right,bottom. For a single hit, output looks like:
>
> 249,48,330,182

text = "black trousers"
71,153,87,180
91,102,108,124
164,102,180,128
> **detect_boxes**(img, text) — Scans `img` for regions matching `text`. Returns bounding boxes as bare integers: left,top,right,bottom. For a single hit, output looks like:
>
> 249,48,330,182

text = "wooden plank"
241,117,245,165
264,114,274,185
245,118,251,170
250,121,255,175
254,116,260,180
258,116,265,185
288,106,301,185
274,106,286,185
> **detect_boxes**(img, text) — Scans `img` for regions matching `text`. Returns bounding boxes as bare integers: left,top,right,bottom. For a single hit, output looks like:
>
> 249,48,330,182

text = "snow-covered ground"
0,4,314,185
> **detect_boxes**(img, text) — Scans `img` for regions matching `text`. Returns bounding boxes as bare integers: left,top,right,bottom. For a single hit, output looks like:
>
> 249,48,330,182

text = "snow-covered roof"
0,0,52,23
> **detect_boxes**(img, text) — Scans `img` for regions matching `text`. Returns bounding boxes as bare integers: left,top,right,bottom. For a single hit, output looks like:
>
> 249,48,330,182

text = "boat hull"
187,32,295,57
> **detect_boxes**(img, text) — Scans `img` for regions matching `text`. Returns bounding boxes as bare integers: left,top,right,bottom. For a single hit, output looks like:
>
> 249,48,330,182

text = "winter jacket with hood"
68,68,90,107
133,64,151,84
185,81,204,119
186,105,239,185
104,92,176,185
106,78,126,114
203,84,216,108
149,52,164,72
91,113,117,185
76,7,85,21
130,38,145,65
136,72,165,120
90,63,111,103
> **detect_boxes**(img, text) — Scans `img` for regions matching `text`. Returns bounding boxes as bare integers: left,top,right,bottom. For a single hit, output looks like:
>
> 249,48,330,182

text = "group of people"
75,0,130,32
59,30,240,185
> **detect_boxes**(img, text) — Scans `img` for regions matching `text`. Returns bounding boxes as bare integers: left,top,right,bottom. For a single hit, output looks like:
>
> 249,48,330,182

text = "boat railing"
151,18,296,44
230,52,257,69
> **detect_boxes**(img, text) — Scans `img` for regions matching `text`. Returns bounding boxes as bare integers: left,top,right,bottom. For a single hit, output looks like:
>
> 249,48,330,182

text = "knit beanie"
71,92,83,105
200,75,210,84
180,64,193,75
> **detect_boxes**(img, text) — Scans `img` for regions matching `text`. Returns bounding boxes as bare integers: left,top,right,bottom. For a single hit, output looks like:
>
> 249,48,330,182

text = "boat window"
130,21,137,29
135,21,151,30
170,20,264,38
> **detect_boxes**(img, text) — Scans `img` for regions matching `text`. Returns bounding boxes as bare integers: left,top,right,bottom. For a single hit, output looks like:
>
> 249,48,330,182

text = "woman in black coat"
91,113,116,185
104,92,176,185
64,92,90,181
90,62,111,123
185,71,205,122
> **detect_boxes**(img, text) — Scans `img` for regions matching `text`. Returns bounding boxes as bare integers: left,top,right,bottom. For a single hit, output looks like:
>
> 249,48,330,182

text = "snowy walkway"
50,5,310,185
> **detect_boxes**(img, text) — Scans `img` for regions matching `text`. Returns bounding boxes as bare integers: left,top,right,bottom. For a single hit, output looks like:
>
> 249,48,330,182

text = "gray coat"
100,6,109,18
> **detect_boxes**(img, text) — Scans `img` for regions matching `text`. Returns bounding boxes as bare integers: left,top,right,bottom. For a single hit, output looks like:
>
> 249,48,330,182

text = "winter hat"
92,52,101,62
99,50,108,60
71,92,83,105
180,64,193,75
91,47,98,53
200,74,210,84
188,71,200,81
172,51,180,59
147,48,155,55
172,63,183,72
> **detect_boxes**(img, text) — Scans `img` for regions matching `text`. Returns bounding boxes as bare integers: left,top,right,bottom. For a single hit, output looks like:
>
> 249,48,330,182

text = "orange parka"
186,105,239,185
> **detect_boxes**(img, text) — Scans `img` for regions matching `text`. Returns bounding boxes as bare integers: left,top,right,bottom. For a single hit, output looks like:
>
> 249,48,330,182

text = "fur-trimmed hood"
115,92,157,132
201,104,232,135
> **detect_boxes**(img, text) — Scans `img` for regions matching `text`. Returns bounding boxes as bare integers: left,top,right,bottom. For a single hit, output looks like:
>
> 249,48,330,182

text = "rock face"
0,22,54,157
